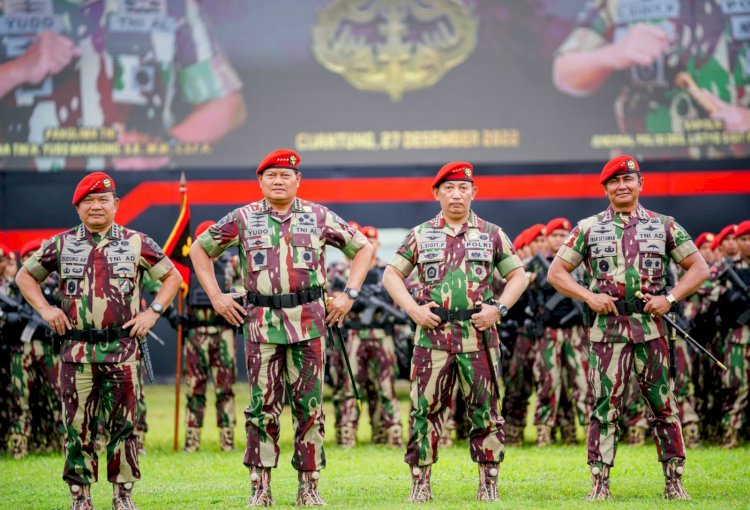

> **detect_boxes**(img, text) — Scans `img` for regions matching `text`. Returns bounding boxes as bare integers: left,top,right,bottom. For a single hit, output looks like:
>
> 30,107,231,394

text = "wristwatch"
150,301,164,315
343,287,360,300
495,301,509,323
665,293,677,308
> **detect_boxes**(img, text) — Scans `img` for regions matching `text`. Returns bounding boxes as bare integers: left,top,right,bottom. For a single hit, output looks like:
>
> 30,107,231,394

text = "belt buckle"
280,294,294,308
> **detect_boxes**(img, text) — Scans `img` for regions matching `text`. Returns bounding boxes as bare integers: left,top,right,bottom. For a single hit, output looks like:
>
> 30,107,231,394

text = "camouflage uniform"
0,277,16,453
22,223,174,489
558,204,695,495
183,255,239,452
388,211,522,472
0,0,242,171
717,256,750,447
558,0,750,159
197,198,367,477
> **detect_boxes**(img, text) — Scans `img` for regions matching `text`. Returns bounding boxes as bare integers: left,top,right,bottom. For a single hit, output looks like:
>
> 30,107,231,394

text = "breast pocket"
292,234,321,270
109,263,137,296
590,243,617,280
62,278,83,298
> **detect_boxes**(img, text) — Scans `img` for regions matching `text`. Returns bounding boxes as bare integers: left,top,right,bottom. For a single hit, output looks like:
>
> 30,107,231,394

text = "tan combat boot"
8,432,28,459
296,471,325,506
386,424,404,448
69,484,93,510
219,427,235,452
504,424,523,446
627,425,646,446
112,482,138,510
336,426,356,448
184,427,201,452
408,465,433,503
371,425,386,445
475,463,499,501
722,428,739,449
536,425,553,447
134,430,146,456
663,458,690,500
561,421,578,445
247,466,273,507
683,423,701,448
586,464,611,501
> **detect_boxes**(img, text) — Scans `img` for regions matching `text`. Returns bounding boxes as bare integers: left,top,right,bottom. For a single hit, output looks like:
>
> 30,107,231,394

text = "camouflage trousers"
588,338,685,466
185,326,237,429
335,330,401,433
722,326,750,431
405,346,504,467
243,337,326,471
533,325,592,427
0,345,12,452
9,339,64,446
622,337,700,429
60,360,143,485
501,332,535,428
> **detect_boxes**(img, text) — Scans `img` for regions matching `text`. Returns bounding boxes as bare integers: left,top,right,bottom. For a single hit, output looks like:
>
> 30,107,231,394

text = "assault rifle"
0,291,53,342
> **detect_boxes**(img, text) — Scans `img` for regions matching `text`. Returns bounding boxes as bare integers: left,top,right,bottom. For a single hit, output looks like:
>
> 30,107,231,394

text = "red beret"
544,217,572,236
432,161,474,188
0,243,9,258
347,221,361,231
256,149,301,175
512,232,524,250
361,225,379,239
72,172,116,206
735,220,750,239
20,239,43,258
194,220,215,239
694,232,714,248
599,155,640,184
527,223,546,241
711,224,737,250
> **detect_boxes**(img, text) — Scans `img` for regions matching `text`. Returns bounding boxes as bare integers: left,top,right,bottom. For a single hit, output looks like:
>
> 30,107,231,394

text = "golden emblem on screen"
312,0,478,101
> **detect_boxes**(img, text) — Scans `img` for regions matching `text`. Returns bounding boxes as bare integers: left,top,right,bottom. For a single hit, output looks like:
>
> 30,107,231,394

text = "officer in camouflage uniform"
554,0,750,159
183,220,239,453
717,220,750,448
334,225,404,449
0,0,245,171
190,149,373,507
529,218,593,447
548,155,709,501
0,244,15,454
383,162,527,503
6,239,64,459
15,172,182,510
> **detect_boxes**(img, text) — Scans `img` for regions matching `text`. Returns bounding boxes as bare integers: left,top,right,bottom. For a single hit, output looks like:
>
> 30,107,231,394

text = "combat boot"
586,464,611,501
112,482,138,510
336,426,356,448
504,424,523,446
371,425,387,444
475,463,499,501
627,425,646,446
219,427,235,452
69,484,93,510
247,466,273,507
134,430,146,456
184,427,201,452
562,421,579,445
683,423,701,448
8,432,28,459
386,424,403,448
536,425,553,447
663,458,690,500
722,428,739,449
296,471,325,506
408,465,432,503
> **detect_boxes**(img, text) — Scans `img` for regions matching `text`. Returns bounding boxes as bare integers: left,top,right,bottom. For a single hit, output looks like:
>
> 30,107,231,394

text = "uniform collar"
430,210,480,229
601,204,649,224
76,223,122,241
256,197,304,214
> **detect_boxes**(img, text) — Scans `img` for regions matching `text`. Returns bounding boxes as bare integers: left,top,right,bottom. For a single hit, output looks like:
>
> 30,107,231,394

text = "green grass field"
1,383,748,509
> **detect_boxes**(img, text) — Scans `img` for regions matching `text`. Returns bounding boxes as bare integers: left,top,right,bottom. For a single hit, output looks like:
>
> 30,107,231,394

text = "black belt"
69,327,129,342
614,300,645,315
433,307,480,323
246,287,324,309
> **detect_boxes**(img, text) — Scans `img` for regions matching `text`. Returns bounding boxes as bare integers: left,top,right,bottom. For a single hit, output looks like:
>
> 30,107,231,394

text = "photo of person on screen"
0,0,246,171
552,0,750,160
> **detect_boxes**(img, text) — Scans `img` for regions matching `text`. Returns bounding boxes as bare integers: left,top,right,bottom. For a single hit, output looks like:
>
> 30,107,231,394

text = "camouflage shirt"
389,210,523,353
558,0,750,157
23,223,174,363
0,0,243,171
557,203,697,343
198,197,368,345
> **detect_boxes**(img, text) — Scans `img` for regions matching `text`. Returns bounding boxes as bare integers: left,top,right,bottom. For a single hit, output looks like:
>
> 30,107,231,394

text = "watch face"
497,304,508,317
346,288,359,299
152,303,163,313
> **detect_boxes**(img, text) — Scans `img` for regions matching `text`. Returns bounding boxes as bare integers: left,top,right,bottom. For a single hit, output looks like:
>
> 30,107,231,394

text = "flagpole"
173,172,187,452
